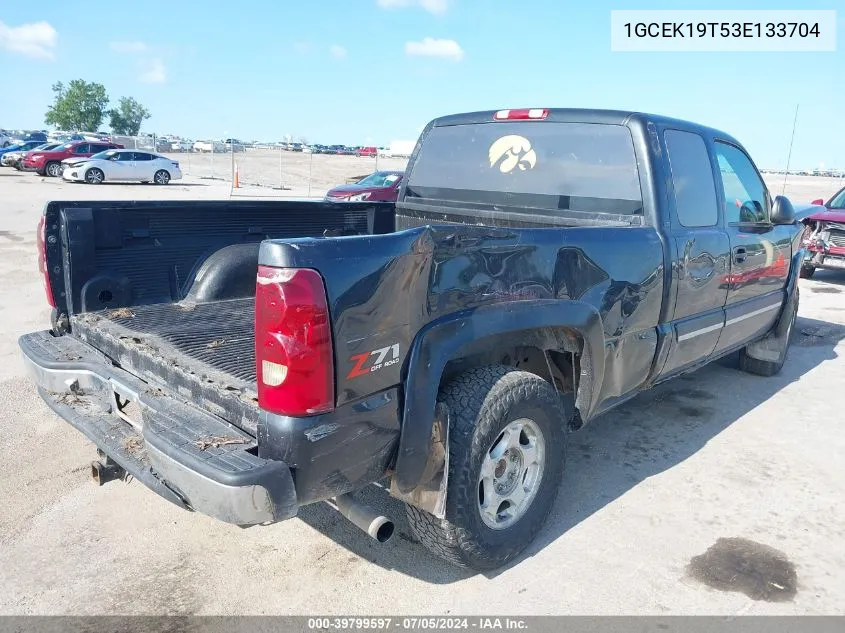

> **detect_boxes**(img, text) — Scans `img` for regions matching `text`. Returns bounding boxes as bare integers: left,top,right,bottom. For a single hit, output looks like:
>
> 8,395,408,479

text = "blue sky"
0,0,842,168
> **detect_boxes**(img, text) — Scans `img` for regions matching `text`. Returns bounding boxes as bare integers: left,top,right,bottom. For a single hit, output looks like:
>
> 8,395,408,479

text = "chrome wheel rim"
48,163,60,177
478,418,545,530
155,171,169,184
87,170,103,183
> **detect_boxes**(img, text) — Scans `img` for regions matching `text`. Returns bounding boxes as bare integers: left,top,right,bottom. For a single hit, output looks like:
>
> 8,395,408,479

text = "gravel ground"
0,167,844,615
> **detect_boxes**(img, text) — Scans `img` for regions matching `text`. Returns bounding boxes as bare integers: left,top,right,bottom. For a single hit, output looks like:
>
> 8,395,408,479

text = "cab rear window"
406,122,643,216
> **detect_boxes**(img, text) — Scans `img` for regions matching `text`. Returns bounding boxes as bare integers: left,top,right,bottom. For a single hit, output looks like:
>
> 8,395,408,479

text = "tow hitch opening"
91,450,126,486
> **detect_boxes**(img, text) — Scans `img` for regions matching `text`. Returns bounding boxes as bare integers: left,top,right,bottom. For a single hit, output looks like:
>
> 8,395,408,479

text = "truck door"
711,142,790,355
659,129,730,377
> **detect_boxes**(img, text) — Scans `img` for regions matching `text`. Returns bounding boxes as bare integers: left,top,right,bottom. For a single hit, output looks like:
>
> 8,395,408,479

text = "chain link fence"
111,135,410,197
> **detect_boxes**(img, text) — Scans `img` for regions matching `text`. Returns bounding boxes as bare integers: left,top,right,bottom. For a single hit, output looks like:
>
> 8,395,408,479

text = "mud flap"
390,403,449,519
744,289,798,363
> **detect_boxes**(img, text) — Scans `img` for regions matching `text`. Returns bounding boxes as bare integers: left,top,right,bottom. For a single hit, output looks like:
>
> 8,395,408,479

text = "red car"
324,171,404,202
801,186,845,278
23,140,124,177
355,146,377,158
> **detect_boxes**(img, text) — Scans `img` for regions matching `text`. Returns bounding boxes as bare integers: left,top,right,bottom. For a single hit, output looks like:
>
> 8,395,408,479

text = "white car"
61,149,183,185
193,140,225,153
0,130,12,148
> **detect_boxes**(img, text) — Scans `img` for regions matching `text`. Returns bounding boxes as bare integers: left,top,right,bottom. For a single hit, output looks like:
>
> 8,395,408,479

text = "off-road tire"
406,365,569,570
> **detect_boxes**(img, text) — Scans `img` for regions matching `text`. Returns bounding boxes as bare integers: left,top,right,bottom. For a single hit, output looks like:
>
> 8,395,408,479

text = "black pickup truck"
21,108,803,571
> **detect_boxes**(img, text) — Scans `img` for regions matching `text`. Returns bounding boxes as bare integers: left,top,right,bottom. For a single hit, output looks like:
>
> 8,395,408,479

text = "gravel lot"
0,166,844,615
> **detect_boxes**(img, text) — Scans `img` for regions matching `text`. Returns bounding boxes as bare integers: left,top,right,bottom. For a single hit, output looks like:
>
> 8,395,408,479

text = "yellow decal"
488,135,537,173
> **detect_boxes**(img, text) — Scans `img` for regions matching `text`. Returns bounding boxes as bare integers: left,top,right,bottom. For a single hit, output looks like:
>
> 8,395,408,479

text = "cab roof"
429,108,743,148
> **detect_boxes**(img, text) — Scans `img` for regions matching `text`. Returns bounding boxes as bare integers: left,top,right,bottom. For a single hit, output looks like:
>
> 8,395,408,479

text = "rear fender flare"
393,299,605,494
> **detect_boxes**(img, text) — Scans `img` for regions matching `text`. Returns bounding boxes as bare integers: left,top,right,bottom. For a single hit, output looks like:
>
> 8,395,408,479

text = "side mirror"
811,198,825,206
771,195,796,225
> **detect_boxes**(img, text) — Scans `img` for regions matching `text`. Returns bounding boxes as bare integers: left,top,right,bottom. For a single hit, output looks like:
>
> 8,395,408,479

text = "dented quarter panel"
260,218,666,495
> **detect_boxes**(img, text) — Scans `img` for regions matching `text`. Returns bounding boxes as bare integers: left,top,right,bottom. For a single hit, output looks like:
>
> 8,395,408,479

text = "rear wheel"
406,365,569,570
45,161,62,178
153,170,170,185
84,168,104,184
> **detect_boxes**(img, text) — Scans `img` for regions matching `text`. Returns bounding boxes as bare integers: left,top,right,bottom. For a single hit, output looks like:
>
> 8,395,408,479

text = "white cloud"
405,37,464,61
139,58,166,84
377,0,449,14
329,44,347,59
110,40,147,53
0,20,57,60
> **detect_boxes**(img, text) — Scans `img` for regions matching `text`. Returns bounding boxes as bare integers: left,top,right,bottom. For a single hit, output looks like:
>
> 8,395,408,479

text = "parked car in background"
61,149,182,185
155,138,175,152
325,170,404,202
810,186,845,211
801,186,845,278
0,130,13,148
1,143,60,168
23,131,49,143
0,140,44,162
22,140,124,177
355,146,377,157
193,140,225,153
223,139,246,152
170,139,193,152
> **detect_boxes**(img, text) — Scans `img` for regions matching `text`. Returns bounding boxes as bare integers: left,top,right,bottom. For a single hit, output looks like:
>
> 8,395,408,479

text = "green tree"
44,80,109,131
108,96,151,135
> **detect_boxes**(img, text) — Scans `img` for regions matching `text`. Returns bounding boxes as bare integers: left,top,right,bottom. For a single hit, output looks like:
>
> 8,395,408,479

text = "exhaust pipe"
333,493,395,543
91,454,125,486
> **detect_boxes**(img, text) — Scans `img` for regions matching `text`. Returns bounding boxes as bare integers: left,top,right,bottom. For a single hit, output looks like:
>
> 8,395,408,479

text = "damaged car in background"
800,185,845,278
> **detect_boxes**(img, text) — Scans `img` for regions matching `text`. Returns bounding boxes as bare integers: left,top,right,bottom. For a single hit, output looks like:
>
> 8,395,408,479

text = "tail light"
255,266,334,416
36,216,56,308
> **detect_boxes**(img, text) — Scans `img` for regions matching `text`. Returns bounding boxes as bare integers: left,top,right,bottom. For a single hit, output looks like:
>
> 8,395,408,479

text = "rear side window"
406,122,642,215
73,144,90,154
664,130,719,227
135,153,153,161
90,144,108,153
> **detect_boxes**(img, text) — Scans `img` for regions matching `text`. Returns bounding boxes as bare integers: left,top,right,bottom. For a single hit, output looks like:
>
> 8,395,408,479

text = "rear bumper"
19,330,298,526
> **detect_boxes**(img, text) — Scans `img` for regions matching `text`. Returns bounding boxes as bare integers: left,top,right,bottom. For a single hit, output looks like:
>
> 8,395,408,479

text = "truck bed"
72,298,259,433
40,199,396,434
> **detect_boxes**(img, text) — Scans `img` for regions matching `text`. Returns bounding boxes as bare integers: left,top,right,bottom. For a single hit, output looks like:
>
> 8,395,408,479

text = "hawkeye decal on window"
346,344,400,379
488,135,537,173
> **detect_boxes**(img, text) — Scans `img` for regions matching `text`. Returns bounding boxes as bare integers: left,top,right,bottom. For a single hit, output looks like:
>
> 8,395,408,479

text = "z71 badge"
346,344,400,379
